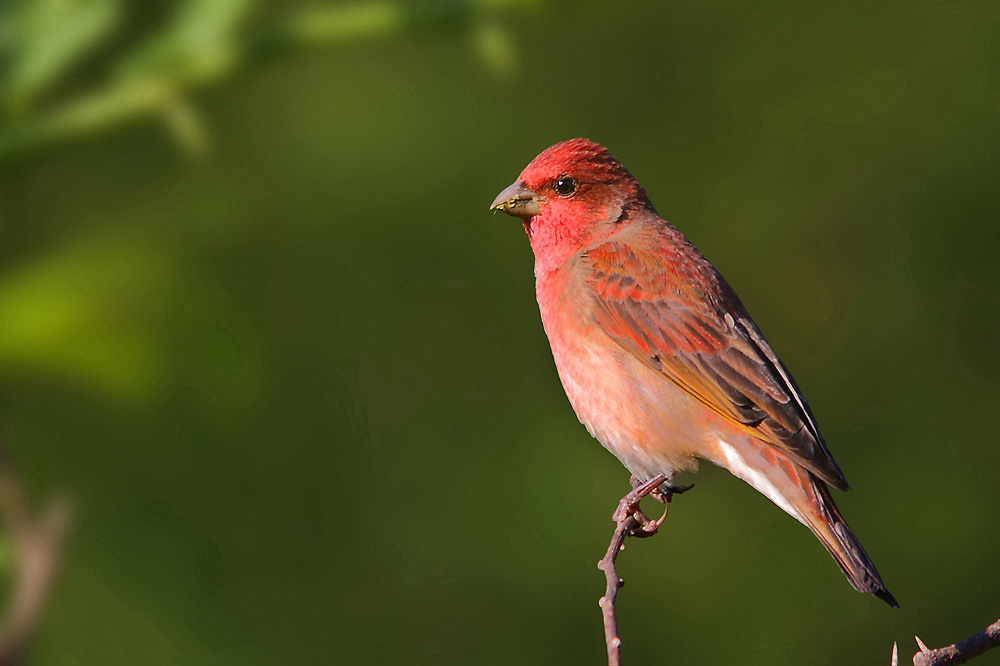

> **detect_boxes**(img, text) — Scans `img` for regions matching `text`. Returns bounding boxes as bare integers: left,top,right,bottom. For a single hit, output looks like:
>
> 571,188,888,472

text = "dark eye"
554,177,576,196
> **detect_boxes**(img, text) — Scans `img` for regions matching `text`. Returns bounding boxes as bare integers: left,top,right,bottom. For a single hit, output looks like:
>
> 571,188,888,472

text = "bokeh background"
1,0,999,663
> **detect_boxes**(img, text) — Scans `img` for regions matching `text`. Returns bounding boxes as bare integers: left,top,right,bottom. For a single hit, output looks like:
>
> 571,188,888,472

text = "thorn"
891,642,898,666
915,636,930,653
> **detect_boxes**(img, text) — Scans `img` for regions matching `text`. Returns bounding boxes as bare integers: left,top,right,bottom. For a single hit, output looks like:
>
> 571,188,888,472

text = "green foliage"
3,0,120,111
0,0,523,159
0,233,169,397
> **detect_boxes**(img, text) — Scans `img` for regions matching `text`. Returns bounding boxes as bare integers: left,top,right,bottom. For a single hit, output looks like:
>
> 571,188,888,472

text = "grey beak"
490,180,541,218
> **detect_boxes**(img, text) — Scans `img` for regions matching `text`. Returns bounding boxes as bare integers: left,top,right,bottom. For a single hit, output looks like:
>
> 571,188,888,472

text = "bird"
491,138,897,607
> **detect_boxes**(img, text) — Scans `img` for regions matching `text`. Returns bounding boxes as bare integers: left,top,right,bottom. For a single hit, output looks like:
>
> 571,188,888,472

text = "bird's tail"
711,439,897,607
802,476,899,607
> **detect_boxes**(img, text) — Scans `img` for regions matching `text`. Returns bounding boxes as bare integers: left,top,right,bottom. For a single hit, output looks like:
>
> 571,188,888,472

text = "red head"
491,139,652,271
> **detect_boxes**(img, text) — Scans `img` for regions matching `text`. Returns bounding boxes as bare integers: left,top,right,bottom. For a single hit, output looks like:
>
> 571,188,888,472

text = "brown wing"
585,238,849,491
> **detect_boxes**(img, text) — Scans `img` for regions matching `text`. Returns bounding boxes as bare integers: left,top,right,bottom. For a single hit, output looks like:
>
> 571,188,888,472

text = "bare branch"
597,474,669,666
910,618,1000,666
0,469,73,666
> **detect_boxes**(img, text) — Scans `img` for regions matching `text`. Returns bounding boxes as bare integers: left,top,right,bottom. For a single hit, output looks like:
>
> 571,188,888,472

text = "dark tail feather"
807,479,899,608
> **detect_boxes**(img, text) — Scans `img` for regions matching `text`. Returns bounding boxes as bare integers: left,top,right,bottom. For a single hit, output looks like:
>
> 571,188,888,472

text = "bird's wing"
584,238,849,491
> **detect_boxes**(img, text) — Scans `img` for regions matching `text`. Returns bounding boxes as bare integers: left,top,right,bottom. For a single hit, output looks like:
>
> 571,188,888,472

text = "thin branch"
0,469,73,666
909,618,1000,666
597,474,669,666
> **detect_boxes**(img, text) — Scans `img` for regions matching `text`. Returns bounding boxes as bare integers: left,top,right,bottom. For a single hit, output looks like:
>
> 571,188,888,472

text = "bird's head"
491,138,651,268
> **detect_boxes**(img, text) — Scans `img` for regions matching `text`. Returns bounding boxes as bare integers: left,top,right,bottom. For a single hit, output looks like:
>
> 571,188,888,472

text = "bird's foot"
614,474,669,537
628,475,694,504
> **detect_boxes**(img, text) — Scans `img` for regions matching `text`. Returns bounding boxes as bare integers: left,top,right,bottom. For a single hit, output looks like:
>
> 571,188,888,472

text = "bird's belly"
540,297,716,481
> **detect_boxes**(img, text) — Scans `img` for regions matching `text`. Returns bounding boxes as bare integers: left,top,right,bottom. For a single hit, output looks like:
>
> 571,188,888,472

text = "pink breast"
535,268,710,480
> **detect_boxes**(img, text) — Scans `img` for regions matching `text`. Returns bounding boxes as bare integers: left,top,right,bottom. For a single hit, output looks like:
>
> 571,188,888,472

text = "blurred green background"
1,0,999,663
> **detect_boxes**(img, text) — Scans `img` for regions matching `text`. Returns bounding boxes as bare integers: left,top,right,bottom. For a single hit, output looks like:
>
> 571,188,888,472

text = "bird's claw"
626,507,667,538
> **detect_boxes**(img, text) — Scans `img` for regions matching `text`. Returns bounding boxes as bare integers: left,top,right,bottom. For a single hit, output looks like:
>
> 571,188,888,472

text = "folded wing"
585,238,848,491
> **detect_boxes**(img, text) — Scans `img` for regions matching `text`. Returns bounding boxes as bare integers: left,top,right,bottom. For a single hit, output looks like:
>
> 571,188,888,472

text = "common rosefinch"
491,138,896,606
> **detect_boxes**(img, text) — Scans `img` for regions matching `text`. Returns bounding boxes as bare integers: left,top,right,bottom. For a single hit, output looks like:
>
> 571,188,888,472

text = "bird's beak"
490,180,541,218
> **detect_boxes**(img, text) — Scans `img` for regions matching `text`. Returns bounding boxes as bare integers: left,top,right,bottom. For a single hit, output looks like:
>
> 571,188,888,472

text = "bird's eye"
554,177,576,196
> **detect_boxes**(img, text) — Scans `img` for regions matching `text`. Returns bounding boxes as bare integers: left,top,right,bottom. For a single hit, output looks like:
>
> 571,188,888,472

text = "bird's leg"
651,479,695,504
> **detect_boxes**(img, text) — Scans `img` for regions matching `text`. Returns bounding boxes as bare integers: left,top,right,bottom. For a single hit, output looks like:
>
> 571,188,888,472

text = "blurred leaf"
161,96,209,156
0,77,176,159
472,17,516,79
475,0,546,9
0,0,541,162
2,0,121,111
0,234,171,400
278,2,406,46
119,0,256,82
0,229,265,408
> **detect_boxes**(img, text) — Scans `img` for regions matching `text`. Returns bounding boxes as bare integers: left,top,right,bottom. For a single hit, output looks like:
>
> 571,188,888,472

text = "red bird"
491,138,896,606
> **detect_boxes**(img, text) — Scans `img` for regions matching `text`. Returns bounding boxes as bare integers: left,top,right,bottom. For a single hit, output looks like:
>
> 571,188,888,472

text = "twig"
0,469,73,665
597,474,669,666
909,618,1000,666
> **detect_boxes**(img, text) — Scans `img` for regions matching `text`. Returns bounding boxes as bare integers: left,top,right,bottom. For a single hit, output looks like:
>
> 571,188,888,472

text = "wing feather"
586,238,849,491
